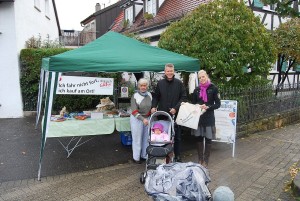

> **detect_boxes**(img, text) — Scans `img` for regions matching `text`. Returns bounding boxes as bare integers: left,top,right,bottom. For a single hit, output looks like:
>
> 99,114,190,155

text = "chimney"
95,3,101,12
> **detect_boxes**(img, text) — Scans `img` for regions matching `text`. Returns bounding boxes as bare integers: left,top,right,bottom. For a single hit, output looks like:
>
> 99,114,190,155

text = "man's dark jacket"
152,76,187,117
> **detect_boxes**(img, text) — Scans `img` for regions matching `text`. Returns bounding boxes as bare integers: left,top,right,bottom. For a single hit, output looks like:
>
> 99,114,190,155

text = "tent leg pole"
38,163,42,181
232,141,235,158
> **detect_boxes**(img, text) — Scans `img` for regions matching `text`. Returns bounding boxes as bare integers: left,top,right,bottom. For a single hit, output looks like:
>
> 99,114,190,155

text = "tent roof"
42,31,200,72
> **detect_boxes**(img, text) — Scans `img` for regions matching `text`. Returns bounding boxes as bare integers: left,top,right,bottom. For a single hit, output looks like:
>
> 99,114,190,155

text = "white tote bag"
176,103,205,129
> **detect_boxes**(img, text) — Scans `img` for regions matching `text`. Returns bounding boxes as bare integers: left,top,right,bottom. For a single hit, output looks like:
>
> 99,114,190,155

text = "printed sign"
121,87,128,97
56,76,114,95
215,100,237,143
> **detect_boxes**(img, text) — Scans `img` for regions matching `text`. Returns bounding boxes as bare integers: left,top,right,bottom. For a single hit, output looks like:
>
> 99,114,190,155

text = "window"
34,0,41,11
146,0,157,16
253,0,263,8
125,6,133,25
45,0,50,18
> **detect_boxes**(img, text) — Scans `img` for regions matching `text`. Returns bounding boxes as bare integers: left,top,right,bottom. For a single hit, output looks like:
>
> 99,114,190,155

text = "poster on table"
56,76,114,95
214,100,237,143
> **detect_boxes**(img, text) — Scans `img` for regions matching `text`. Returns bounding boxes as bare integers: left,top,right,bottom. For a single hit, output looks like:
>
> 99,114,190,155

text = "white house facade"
0,0,59,118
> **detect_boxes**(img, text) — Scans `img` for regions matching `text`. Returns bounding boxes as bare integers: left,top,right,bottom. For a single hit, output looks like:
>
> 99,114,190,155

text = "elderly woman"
130,78,152,164
192,70,221,168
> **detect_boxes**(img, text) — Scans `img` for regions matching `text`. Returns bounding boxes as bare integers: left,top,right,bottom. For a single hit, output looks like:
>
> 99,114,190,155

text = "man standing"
151,63,187,162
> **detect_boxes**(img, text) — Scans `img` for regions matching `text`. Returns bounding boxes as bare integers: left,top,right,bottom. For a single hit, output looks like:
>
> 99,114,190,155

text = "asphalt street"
0,116,194,182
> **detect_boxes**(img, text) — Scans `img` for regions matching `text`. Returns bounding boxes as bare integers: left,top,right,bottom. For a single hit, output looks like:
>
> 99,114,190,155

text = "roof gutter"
52,0,62,36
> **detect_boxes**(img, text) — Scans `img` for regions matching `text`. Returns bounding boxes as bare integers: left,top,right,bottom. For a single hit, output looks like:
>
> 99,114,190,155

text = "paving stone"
1,123,300,201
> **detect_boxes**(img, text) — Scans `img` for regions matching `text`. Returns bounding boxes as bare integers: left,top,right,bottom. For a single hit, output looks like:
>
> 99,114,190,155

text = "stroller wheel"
140,172,146,184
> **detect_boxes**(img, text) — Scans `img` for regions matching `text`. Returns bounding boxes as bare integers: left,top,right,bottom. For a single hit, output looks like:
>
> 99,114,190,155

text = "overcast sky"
55,0,118,31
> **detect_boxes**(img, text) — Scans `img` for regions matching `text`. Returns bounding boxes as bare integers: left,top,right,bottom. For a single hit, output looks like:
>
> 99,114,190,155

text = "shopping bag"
176,103,205,129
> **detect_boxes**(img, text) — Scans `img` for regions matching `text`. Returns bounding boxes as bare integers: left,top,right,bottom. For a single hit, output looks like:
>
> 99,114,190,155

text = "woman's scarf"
199,81,211,102
138,91,148,97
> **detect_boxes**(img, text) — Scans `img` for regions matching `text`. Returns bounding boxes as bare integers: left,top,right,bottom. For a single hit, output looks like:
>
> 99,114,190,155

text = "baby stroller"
140,111,175,184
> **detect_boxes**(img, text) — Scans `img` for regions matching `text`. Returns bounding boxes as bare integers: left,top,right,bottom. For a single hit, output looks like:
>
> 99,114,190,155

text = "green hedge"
20,48,71,111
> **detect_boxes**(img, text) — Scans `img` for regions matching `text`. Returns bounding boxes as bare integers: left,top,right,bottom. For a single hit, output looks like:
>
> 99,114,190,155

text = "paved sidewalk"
1,123,299,201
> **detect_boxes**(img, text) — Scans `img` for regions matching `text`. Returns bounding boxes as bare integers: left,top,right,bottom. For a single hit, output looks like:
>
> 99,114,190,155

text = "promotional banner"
215,100,237,143
56,76,114,95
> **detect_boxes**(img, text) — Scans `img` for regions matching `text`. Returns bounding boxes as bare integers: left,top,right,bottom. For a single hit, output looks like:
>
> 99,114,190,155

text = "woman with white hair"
192,70,221,168
130,78,152,164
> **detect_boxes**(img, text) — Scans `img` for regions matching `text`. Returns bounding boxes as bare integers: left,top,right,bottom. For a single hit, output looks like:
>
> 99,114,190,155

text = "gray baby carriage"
145,162,212,201
140,111,175,184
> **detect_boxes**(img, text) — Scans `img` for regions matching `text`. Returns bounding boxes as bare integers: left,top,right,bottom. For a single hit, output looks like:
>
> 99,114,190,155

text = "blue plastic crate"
120,131,132,146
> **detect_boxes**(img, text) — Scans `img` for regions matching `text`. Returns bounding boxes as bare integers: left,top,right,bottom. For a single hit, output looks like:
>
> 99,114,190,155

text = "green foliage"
147,72,160,93
219,83,274,123
261,0,300,18
123,32,150,44
273,18,300,64
20,48,71,110
53,95,102,113
119,80,136,97
122,19,130,29
285,162,300,194
158,0,277,87
218,74,271,88
143,12,154,20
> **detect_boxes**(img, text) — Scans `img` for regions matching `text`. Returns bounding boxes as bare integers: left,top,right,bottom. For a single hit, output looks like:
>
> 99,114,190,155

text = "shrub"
20,48,71,111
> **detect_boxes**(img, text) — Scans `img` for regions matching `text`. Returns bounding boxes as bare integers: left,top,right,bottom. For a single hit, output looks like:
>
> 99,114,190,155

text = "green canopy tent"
37,31,200,180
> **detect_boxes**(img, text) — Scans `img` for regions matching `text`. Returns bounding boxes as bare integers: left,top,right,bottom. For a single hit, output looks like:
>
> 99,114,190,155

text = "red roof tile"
112,0,211,33
111,11,125,31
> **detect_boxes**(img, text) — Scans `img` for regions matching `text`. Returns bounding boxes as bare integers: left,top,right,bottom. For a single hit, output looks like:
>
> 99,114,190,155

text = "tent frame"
36,31,201,181
58,136,95,158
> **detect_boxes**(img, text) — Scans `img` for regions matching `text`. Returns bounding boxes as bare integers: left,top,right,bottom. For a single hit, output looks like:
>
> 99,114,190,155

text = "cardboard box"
91,112,103,119
83,111,91,116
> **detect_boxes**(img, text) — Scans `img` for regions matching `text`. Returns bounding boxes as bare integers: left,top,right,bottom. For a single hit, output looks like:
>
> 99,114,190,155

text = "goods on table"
96,97,115,112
